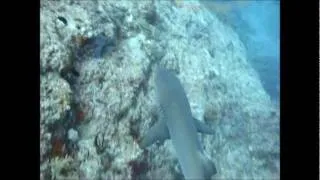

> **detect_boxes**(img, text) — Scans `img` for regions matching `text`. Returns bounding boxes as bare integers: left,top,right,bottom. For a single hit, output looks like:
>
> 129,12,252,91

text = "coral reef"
40,0,280,179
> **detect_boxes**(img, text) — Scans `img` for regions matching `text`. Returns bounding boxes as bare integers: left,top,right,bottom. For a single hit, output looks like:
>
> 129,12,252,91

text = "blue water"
206,0,280,103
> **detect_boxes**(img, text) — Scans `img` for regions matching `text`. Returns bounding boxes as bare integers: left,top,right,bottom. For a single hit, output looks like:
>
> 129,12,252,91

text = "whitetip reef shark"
138,66,217,179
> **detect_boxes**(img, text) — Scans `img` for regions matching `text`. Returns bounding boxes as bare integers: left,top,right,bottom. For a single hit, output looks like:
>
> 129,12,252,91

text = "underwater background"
40,0,280,179
205,0,280,104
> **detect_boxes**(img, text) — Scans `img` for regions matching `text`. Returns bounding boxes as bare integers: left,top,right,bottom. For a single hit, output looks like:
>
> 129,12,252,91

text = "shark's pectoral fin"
193,117,215,134
138,120,169,149
199,152,217,179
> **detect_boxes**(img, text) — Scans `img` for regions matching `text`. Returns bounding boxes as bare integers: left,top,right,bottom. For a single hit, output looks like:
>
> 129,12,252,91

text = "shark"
138,67,217,179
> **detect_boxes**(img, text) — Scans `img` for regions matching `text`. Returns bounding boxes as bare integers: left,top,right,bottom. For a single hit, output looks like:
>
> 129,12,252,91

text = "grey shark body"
139,67,217,179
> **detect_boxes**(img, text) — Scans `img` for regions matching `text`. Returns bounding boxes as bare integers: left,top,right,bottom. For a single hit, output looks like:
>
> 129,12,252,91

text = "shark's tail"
199,151,217,179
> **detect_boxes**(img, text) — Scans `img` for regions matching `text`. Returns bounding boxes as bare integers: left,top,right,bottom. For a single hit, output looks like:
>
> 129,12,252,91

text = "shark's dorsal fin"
193,117,215,134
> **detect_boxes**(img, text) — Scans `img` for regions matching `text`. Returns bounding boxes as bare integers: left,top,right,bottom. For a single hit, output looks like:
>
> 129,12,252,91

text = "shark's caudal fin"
199,151,217,179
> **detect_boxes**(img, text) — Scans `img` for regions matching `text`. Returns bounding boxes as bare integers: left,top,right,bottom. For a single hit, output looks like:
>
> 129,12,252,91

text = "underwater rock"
68,128,79,142
40,73,72,125
74,33,117,61
40,0,279,179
